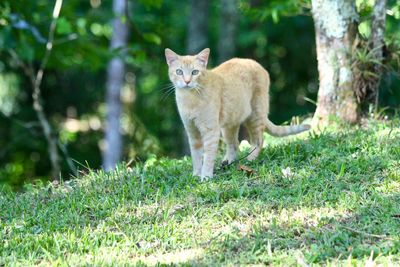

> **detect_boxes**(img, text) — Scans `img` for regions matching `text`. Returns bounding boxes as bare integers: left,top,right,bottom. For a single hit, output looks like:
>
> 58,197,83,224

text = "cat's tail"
265,119,310,137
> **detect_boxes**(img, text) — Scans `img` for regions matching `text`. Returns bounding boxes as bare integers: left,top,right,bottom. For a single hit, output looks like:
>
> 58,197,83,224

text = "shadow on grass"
184,129,400,264
190,191,400,265
187,129,400,264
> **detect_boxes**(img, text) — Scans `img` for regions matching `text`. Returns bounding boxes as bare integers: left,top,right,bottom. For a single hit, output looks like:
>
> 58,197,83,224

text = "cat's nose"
184,80,190,84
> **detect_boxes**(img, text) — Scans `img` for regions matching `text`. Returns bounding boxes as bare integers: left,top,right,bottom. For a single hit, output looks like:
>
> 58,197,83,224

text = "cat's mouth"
177,85,195,90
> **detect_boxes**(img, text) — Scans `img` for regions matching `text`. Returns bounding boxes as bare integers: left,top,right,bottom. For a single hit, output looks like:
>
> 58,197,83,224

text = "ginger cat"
165,48,310,180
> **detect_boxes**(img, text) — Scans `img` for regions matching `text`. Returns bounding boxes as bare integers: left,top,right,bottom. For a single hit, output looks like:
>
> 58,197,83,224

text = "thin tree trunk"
371,0,387,108
217,0,239,63
311,0,359,125
187,0,209,54
102,0,129,171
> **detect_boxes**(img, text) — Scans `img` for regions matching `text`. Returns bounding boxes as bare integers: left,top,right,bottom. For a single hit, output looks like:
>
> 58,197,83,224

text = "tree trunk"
102,0,129,171
371,0,387,107
217,0,239,63
311,0,359,125
187,0,209,54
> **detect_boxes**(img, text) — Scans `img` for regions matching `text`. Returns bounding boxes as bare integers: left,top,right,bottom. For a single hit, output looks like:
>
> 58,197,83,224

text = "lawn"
1,119,400,266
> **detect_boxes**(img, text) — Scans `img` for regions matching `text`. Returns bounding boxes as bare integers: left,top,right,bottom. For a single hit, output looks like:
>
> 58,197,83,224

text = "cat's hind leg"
244,118,264,161
221,125,240,164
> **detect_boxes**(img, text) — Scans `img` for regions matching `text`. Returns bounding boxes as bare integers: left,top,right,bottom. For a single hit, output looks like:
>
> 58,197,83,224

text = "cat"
165,48,310,180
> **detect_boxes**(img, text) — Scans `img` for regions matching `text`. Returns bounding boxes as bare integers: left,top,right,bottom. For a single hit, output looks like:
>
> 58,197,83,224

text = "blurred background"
0,0,399,187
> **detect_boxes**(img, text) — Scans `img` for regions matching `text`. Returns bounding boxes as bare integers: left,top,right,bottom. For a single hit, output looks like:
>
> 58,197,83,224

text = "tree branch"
28,0,64,180
340,225,394,241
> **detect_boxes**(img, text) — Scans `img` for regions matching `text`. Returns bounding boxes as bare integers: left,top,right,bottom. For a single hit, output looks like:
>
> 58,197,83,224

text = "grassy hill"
1,119,400,266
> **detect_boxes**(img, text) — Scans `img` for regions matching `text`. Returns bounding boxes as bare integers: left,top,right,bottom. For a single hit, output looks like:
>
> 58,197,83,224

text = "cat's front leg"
185,124,203,176
200,129,220,180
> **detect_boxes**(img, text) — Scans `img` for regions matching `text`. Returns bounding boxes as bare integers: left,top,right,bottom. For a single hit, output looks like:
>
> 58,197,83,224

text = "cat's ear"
196,48,210,67
165,48,179,66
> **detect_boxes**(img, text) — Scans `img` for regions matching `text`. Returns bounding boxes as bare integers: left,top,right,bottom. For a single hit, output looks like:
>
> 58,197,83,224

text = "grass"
1,119,400,266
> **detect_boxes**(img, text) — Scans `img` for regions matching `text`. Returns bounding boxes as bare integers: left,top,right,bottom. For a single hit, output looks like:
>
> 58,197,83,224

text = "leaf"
56,17,73,35
16,40,34,61
271,9,279,23
0,26,15,49
281,167,293,178
358,21,371,38
237,164,255,176
338,163,345,177
137,0,163,8
143,33,161,45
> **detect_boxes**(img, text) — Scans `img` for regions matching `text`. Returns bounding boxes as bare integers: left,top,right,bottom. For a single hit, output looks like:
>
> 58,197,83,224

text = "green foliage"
0,0,399,186
1,120,400,265
353,0,400,107
241,0,311,22
0,74,19,116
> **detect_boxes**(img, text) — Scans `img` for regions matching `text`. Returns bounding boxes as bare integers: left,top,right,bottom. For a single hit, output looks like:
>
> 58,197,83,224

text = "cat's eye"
192,70,199,75
176,69,183,75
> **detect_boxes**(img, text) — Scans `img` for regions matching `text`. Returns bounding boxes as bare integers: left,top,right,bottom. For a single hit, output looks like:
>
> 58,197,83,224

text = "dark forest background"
0,0,399,187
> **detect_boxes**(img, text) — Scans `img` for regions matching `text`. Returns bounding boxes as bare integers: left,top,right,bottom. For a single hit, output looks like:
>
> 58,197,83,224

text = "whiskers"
160,83,176,101
194,84,205,96
160,82,205,101
194,87,201,96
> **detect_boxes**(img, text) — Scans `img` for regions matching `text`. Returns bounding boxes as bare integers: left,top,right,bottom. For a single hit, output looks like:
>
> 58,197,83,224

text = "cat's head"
165,48,210,89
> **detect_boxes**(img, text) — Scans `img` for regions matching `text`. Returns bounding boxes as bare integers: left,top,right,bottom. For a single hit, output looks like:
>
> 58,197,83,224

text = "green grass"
1,119,400,266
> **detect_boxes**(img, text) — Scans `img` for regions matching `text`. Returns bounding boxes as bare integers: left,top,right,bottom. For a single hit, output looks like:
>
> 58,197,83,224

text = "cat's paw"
223,153,237,164
200,176,210,182
221,160,229,168
200,172,213,181
193,170,201,177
